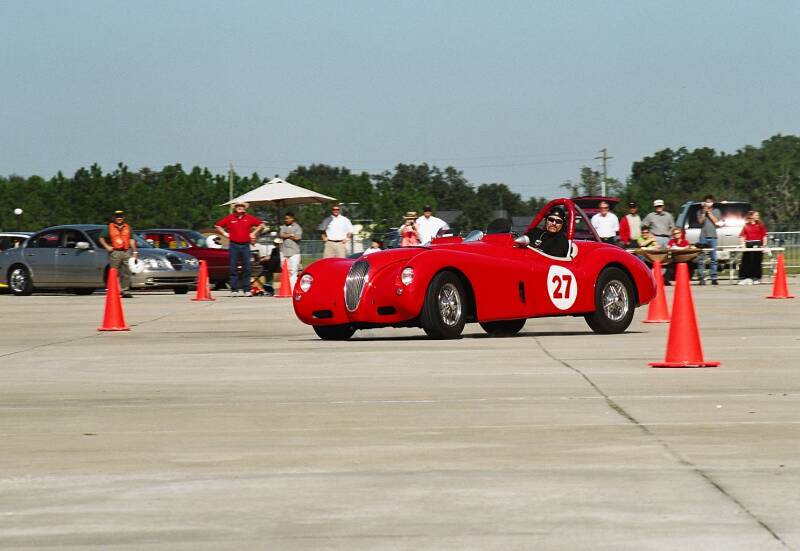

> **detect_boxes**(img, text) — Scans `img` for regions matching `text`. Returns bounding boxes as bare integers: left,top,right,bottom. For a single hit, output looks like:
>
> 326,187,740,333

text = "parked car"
0,225,199,296
136,228,262,289
571,196,622,218
0,232,32,251
676,201,752,261
294,198,656,340
138,229,230,289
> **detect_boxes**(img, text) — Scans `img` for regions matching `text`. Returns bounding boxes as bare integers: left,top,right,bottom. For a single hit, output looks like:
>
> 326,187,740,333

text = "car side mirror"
514,235,530,248
75,241,90,250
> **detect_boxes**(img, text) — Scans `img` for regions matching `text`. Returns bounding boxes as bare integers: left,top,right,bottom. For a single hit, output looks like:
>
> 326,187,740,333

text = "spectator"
525,205,569,257
214,201,265,297
618,201,641,247
665,228,690,285
400,212,421,247
279,211,303,288
738,210,768,285
415,205,449,245
256,238,283,295
590,201,619,244
98,210,139,298
667,228,689,249
695,194,721,286
362,235,384,256
636,226,660,250
641,199,675,248
319,204,353,258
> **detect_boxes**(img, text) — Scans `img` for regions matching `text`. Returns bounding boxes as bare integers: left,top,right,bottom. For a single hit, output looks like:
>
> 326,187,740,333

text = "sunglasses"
546,216,563,224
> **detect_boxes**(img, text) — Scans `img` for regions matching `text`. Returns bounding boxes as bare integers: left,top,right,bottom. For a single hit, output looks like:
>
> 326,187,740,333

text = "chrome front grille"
344,260,370,312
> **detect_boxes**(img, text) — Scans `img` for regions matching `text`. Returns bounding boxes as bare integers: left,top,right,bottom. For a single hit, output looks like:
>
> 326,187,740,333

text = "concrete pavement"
0,282,798,549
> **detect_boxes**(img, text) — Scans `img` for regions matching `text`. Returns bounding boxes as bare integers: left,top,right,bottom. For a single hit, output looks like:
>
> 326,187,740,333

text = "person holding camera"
695,194,722,285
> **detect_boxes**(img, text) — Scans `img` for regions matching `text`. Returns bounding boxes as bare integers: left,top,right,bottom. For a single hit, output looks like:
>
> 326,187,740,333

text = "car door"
24,230,61,284
57,229,102,286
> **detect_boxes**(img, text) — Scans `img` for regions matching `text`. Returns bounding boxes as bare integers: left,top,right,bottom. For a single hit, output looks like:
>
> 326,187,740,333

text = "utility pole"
595,148,612,196
228,163,234,213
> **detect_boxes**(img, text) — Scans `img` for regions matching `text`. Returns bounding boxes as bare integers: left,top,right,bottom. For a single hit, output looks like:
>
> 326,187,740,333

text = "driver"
525,205,569,257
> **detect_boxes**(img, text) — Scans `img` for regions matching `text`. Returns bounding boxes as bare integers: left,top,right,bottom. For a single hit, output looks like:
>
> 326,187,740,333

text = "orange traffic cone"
98,268,130,331
649,262,719,368
767,254,795,299
192,260,215,301
275,259,292,298
643,259,670,323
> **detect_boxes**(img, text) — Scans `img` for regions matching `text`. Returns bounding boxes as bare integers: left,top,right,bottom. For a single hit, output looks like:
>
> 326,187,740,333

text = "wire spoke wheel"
421,271,467,339
585,267,634,334
602,280,629,322
438,283,462,327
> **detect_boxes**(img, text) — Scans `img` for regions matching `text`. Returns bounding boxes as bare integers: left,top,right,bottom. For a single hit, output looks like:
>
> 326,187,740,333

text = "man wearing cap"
590,201,619,244
415,206,449,245
319,204,353,258
214,202,266,296
98,210,139,298
642,200,675,248
618,202,642,248
525,205,570,257
279,212,303,288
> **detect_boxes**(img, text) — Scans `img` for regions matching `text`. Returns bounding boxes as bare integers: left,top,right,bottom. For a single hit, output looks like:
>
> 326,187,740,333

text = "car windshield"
180,230,209,247
686,203,751,229
85,229,154,248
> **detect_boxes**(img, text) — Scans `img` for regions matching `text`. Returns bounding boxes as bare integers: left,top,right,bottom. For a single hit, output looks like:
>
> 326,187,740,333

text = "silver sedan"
0,225,199,296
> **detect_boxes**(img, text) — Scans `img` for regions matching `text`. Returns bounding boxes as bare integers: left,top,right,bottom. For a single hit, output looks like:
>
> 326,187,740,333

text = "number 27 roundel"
547,265,578,310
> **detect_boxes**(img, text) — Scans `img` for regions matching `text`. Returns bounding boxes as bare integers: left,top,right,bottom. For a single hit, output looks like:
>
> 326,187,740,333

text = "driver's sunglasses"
546,216,563,224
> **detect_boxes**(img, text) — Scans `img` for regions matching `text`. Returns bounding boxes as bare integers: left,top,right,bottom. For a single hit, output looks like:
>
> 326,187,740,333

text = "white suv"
676,201,752,261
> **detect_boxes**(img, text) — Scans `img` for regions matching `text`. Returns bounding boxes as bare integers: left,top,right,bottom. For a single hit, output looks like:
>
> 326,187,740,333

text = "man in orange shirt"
98,210,139,298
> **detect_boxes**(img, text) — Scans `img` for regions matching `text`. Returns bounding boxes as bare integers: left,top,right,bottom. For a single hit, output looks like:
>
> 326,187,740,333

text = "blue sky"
2,0,798,199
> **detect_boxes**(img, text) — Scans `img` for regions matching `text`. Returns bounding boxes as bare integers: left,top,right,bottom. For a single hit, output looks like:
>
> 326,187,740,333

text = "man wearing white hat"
642,199,675,248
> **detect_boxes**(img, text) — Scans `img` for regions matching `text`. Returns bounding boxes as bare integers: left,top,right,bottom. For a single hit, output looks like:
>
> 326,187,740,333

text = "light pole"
14,208,23,230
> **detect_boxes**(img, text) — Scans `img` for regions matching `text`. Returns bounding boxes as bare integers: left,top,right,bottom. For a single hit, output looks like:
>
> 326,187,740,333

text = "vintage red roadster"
293,199,656,340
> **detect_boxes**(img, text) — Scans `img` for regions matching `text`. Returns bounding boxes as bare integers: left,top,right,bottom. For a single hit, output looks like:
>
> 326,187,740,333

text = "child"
667,228,689,248
362,236,384,256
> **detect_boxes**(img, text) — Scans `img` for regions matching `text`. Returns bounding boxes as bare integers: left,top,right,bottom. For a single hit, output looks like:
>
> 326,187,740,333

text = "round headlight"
299,273,313,292
401,267,414,286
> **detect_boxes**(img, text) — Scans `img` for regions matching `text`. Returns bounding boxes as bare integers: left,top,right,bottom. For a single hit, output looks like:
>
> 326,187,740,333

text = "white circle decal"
547,265,578,310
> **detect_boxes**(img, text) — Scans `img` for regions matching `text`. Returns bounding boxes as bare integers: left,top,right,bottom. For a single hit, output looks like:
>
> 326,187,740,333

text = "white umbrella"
223,178,337,207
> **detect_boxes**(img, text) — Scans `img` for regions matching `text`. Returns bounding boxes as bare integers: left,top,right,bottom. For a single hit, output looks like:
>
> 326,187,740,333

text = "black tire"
585,267,635,334
420,271,467,339
313,324,356,341
480,318,526,336
173,286,189,295
71,288,96,295
8,265,33,296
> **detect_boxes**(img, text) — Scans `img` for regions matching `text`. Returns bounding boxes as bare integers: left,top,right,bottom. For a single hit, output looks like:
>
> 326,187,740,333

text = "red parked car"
293,199,656,340
138,229,230,289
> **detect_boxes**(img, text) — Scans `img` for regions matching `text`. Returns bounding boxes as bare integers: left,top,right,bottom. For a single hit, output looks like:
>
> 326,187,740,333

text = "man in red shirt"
214,202,265,296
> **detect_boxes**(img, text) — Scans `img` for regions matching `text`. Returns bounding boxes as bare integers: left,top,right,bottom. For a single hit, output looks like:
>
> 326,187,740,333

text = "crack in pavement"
533,336,790,549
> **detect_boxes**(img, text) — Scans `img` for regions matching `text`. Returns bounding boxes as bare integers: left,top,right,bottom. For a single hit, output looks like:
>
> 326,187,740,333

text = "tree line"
2,133,799,235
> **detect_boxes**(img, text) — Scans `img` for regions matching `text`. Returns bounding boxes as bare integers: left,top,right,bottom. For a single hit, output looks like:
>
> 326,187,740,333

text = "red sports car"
293,199,656,340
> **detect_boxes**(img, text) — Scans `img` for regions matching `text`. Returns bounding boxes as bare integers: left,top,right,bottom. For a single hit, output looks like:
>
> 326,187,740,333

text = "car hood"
362,246,429,268
138,248,195,261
